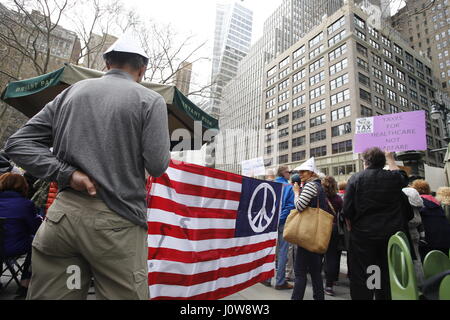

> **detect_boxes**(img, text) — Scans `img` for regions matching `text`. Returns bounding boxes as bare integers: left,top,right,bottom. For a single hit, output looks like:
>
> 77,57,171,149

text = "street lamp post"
430,100,450,144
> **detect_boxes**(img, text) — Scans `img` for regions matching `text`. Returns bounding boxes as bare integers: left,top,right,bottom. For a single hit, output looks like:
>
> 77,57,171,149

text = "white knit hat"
103,32,149,59
293,157,320,174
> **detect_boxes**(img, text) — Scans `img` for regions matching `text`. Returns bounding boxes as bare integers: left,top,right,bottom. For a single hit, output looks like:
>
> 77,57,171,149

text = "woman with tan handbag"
290,157,334,300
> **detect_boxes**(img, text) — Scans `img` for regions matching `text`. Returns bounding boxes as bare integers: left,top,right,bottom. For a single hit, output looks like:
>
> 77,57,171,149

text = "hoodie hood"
402,187,424,208
421,195,441,208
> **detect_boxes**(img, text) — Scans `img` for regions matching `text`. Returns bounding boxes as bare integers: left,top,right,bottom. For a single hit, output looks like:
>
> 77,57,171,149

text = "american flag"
146,160,283,300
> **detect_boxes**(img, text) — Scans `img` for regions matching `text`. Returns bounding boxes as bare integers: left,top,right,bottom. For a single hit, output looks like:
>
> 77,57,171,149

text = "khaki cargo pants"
26,189,149,300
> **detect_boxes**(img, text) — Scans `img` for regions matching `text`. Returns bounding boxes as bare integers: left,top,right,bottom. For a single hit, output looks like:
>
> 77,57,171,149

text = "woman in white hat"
291,157,332,300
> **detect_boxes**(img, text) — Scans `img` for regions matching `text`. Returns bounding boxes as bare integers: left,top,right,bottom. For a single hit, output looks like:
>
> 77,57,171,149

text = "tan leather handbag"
283,197,334,254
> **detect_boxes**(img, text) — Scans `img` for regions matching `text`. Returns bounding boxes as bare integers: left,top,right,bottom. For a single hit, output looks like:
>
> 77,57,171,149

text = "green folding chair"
395,231,410,250
440,275,450,300
423,250,450,280
388,234,420,300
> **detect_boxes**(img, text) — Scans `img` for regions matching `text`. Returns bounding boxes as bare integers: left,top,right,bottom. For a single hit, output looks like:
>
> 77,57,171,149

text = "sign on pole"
241,157,266,177
354,110,426,153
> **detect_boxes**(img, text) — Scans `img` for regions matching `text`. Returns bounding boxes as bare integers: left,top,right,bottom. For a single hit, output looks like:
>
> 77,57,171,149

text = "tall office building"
261,2,444,182
173,61,193,96
216,0,344,174
207,2,253,118
391,0,450,96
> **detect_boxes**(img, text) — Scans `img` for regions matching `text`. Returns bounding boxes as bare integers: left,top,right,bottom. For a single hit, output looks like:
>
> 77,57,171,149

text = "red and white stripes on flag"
146,160,280,300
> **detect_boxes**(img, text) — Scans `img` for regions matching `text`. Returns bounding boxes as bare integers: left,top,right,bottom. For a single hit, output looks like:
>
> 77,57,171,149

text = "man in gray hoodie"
4,34,171,299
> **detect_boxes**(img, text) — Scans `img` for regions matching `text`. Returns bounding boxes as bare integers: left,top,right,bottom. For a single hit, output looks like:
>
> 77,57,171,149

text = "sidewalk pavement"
1,253,351,300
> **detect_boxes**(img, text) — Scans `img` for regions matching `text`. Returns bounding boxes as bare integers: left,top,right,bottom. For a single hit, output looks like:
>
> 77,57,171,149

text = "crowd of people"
264,147,450,300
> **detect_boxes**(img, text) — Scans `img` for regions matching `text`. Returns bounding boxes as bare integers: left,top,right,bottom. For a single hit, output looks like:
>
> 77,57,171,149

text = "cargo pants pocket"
32,210,69,257
93,215,137,259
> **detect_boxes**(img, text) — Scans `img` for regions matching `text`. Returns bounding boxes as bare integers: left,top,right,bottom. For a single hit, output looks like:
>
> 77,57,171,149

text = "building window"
332,140,353,154
356,42,368,56
384,60,394,73
309,32,324,48
266,98,276,109
265,121,275,129
331,88,350,105
293,94,306,107
357,57,369,71
369,26,379,38
328,16,345,35
310,114,326,127
360,88,371,102
278,115,289,126
383,48,393,59
399,96,408,108
331,105,351,121
332,164,356,175
360,105,373,117
395,56,404,66
265,109,276,119
310,146,327,157
292,122,306,133
408,76,417,87
389,104,399,114
293,81,306,95
354,14,366,29
329,43,347,61
381,35,391,47
278,102,290,114
310,129,327,143
330,73,349,90
278,91,289,102
410,89,418,101
372,66,383,80
373,54,382,66
293,69,306,82
293,45,306,59
292,107,306,120
332,122,352,137
394,43,403,55
387,89,397,101
278,141,289,151
374,96,386,110
309,71,325,86
309,57,325,73
278,78,290,91
405,51,414,63
309,99,326,114
358,72,370,87
278,128,289,138
278,155,289,164
267,66,276,78
369,38,380,49
396,69,405,81
265,146,272,154
292,151,306,161
279,56,290,69
293,56,306,70
292,136,306,147
329,58,348,75
309,44,324,59
356,29,367,41
328,29,347,47
309,85,325,100
279,67,290,79
385,74,395,87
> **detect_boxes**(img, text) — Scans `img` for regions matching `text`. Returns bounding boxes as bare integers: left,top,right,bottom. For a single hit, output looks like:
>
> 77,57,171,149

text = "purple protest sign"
354,110,426,153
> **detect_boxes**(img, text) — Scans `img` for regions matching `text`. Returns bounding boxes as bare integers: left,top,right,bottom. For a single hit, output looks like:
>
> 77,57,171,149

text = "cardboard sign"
241,157,266,177
354,110,426,153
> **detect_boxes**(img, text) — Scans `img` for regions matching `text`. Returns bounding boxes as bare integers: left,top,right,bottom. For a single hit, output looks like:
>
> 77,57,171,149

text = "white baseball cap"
103,32,149,59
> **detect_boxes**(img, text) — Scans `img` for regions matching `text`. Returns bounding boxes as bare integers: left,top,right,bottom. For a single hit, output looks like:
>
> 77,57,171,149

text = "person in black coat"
411,179,450,261
343,148,409,300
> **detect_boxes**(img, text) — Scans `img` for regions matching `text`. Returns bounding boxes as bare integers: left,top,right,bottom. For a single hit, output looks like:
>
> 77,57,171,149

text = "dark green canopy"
1,63,218,150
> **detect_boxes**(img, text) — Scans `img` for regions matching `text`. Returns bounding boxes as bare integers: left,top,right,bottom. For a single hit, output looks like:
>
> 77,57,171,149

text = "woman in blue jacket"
0,173,42,297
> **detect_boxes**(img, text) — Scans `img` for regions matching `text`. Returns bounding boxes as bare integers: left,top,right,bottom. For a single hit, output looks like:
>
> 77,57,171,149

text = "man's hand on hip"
70,170,97,196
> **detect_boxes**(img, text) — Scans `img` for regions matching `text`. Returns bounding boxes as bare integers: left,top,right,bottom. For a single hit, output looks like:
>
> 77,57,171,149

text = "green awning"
1,64,218,150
